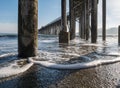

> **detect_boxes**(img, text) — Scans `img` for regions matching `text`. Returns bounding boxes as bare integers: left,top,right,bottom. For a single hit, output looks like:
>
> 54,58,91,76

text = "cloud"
1,0,120,34
98,0,120,28
0,23,17,33
106,0,120,28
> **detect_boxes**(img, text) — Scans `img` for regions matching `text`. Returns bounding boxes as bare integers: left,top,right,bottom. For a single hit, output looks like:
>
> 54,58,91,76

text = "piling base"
70,34,75,40
59,31,70,43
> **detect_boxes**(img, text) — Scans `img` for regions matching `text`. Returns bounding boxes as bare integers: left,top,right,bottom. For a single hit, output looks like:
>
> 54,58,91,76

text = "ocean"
0,33,120,88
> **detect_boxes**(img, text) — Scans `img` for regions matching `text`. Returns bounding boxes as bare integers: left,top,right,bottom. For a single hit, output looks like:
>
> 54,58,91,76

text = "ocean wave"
0,59,33,79
0,53,17,58
0,34,17,38
41,40,57,43
0,53,33,79
0,51,120,79
97,52,120,56
28,56,120,70
82,43,104,47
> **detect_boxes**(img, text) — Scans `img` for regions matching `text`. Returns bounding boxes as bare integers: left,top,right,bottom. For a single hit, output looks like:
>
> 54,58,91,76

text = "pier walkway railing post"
18,0,38,57
59,0,70,43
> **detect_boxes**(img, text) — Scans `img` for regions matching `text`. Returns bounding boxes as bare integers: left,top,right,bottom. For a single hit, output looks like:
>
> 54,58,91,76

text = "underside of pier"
39,0,106,43
18,0,106,57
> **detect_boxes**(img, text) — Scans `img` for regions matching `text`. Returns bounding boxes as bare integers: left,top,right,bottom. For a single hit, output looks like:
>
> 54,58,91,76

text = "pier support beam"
91,0,98,43
81,8,85,39
69,0,76,40
59,0,70,43
18,0,38,57
79,17,82,38
85,0,90,40
83,0,86,39
118,26,120,45
102,0,106,41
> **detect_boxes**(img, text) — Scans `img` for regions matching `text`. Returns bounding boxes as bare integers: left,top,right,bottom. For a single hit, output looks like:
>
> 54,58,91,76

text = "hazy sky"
0,0,120,33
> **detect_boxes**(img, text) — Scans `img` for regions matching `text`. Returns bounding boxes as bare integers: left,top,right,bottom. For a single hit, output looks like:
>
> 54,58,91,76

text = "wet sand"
0,62,120,88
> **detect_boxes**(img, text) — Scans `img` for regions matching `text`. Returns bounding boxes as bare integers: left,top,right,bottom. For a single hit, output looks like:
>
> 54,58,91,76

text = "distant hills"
76,27,118,37
98,27,118,35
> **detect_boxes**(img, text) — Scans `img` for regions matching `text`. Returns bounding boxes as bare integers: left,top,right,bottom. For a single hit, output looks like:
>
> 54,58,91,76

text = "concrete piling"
79,17,82,38
118,26,120,45
38,0,104,44
18,0,38,57
81,8,85,39
102,0,106,41
69,0,76,40
85,0,90,41
59,0,70,43
91,0,98,43
83,0,86,39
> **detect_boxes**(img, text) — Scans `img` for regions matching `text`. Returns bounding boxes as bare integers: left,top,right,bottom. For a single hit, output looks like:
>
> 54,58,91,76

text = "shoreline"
0,62,120,88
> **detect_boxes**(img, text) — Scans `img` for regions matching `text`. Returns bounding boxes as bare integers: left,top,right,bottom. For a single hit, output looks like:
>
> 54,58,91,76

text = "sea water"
0,33,120,88
0,34,119,71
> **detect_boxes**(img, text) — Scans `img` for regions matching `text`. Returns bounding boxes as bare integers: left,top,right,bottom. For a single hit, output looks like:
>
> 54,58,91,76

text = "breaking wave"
0,53,33,79
28,56,120,70
0,51,120,78
0,61,33,78
0,34,17,38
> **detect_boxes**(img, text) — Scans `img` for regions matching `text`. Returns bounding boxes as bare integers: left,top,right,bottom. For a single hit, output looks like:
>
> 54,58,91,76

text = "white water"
0,59,33,78
97,52,120,56
28,56,120,70
0,50,120,78
0,53,17,58
41,40,57,43
82,43,104,47
108,52,120,56
0,36,119,78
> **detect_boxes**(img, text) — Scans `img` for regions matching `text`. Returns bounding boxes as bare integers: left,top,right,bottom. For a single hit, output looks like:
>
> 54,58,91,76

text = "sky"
0,0,120,33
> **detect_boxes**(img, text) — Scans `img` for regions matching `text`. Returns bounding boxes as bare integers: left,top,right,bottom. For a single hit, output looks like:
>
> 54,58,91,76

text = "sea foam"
28,56,120,70
0,53,33,78
0,53,17,58
0,51,120,79
0,59,33,78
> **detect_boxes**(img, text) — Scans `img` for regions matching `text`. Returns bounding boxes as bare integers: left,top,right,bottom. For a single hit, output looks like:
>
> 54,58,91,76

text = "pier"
18,0,38,57
39,0,106,43
1,1,120,87
18,0,107,57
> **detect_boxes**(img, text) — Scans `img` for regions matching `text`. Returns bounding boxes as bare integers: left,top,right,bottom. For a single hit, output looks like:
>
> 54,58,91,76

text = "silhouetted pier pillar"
102,0,106,41
91,0,98,43
59,0,70,43
81,6,85,39
79,17,82,38
85,0,90,40
18,0,38,57
69,0,76,40
83,0,86,39
118,26,120,45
